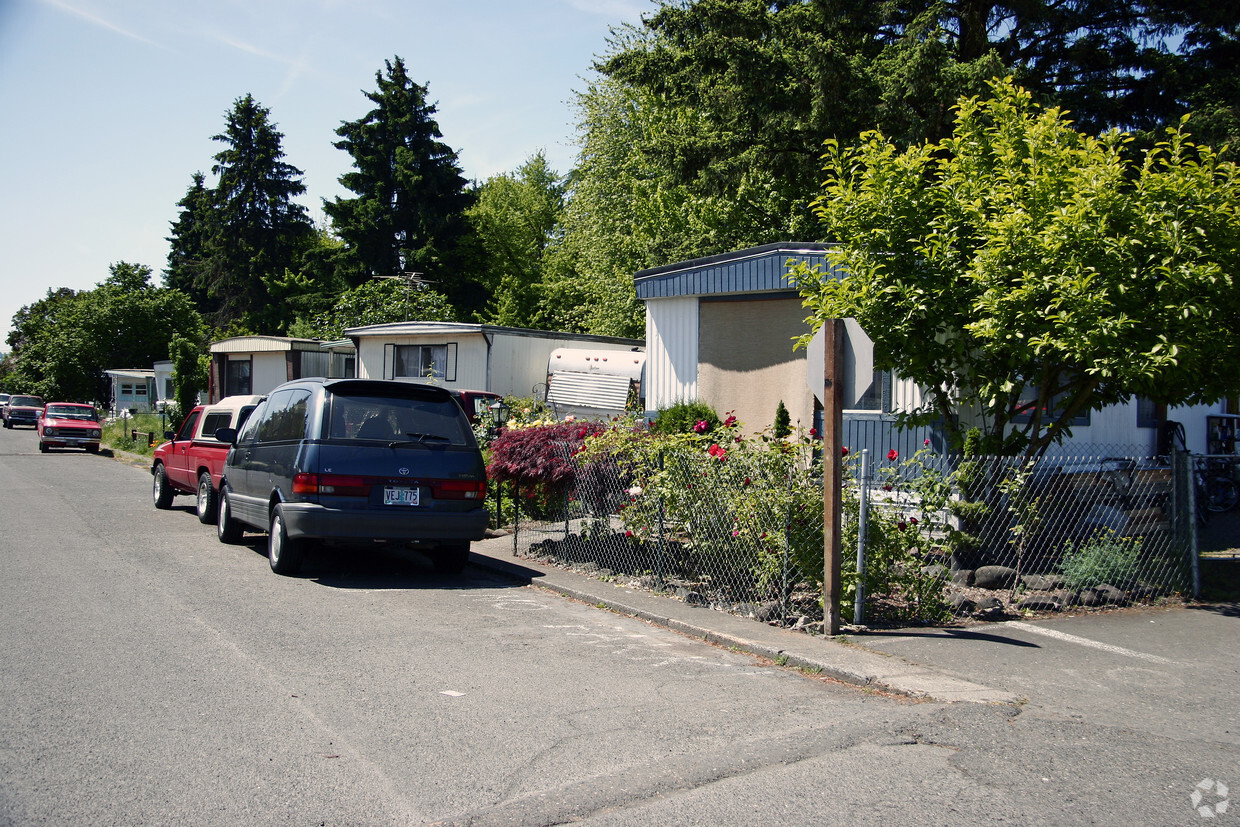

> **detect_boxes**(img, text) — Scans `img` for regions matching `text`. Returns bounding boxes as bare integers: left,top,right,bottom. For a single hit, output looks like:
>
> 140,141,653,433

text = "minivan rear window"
329,393,470,445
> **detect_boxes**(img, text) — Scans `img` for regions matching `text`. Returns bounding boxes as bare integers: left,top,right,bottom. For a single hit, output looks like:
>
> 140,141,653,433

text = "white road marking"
1004,621,1176,664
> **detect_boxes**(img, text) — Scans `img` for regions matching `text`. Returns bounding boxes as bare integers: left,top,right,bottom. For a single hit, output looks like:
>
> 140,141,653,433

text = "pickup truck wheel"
217,486,243,544
86,444,99,454
432,542,470,574
268,506,305,575
152,464,174,509
196,472,218,525
38,440,48,453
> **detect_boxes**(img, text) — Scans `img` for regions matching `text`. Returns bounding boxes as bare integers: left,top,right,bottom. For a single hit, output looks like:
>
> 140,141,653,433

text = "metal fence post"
656,450,666,586
855,449,869,625
1180,450,1200,597
782,459,795,619
512,481,519,555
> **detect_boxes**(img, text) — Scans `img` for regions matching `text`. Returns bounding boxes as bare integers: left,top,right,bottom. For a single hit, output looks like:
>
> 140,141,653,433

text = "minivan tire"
196,472,217,525
432,541,470,574
152,464,174,509
217,486,243,544
268,505,305,575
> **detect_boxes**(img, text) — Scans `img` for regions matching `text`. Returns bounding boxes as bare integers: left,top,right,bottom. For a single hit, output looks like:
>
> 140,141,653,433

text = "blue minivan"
214,378,488,575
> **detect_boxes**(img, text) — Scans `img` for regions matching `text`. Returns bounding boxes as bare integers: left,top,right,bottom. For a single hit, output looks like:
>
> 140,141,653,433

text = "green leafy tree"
563,0,1239,307
289,278,456,341
326,57,477,312
467,152,566,328
537,77,667,338
6,263,207,403
169,332,209,426
791,78,1240,459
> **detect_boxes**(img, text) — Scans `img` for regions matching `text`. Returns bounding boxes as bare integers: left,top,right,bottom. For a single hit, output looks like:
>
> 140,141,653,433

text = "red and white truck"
151,395,264,523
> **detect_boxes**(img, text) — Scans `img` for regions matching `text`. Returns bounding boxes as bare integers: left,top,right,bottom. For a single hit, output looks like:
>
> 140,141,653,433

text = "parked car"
451,389,503,425
3,394,44,429
214,378,488,575
37,403,102,452
0,393,10,420
151,395,264,523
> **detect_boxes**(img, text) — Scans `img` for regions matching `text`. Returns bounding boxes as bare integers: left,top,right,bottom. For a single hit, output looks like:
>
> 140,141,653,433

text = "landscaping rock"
974,565,1019,590
755,601,783,623
1021,573,1065,591
677,588,708,606
974,595,1004,611
1017,594,1062,612
1094,584,1128,605
1050,589,1080,607
951,569,975,587
947,592,977,614
1077,588,1104,607
921,564,950,582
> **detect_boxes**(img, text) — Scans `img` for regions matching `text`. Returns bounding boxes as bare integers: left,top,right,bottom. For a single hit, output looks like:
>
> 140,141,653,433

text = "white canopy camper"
545,348,646,420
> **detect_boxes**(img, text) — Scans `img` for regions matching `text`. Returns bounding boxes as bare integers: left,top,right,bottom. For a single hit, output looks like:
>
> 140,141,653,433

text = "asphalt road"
1,424,1237,825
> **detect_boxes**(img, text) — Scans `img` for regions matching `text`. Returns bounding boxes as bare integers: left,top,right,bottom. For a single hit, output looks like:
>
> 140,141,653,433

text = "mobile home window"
393,344,456,381
848,369,892,413
225,359,252,396
1012,385,1090,427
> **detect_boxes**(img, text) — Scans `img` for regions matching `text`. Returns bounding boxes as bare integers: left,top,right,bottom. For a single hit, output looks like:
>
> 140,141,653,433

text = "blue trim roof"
633,242,839,300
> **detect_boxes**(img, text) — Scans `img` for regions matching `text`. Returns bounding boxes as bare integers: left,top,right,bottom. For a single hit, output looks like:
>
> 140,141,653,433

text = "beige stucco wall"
697,297,816,434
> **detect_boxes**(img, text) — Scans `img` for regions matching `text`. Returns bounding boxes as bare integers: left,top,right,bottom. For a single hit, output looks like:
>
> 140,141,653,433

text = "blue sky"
0,0,652,348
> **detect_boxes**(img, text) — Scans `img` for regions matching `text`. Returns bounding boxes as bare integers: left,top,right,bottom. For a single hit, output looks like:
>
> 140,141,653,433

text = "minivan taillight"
293,473,371,496
431,479,487,500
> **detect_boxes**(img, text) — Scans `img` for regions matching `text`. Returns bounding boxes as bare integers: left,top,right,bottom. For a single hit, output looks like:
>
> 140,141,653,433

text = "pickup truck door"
164,409,201,490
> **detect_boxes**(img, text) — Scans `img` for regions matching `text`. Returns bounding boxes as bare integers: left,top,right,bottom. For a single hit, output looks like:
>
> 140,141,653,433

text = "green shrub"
650,400,720,435
773,400,791,439
1059,531,1142,589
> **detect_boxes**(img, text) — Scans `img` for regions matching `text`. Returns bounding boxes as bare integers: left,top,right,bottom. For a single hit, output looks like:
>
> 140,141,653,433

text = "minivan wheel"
196,472,217,525
217,486,243,544
152,464,174,509
268,506,305,575
432,541,470,574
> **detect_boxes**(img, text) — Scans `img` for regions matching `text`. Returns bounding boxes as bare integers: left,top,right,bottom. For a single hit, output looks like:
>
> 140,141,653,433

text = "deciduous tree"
467,152,566,328
791,79,1240,458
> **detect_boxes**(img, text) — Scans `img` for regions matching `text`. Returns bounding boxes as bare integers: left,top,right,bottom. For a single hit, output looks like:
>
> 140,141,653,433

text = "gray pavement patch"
468,537,1019,705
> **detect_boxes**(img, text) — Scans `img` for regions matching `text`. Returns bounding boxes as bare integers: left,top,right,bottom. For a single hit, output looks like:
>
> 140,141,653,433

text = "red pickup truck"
151,395,263,523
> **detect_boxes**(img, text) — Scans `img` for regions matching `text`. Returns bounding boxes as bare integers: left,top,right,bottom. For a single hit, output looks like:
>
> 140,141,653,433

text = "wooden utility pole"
821,318,844,635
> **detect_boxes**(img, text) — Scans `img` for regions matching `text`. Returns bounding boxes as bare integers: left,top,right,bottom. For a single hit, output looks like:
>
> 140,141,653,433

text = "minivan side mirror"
214,427,238,445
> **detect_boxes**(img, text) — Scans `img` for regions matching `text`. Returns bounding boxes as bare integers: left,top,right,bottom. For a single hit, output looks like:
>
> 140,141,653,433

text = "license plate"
383,487,420,506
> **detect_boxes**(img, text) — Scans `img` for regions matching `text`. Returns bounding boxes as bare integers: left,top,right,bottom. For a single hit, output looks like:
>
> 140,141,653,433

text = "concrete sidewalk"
467,534,1019,705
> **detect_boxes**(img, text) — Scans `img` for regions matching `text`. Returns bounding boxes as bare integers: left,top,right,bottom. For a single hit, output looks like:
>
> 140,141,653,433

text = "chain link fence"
498,440,1206,629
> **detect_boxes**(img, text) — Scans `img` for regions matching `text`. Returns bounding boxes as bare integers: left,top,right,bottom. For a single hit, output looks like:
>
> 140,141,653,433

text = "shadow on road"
858,627,1042,648
229,537,532,591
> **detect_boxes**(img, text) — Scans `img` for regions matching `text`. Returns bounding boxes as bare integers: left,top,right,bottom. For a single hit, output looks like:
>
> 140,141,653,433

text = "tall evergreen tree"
203,94,315,330
163,171,214,314
325,57,478,313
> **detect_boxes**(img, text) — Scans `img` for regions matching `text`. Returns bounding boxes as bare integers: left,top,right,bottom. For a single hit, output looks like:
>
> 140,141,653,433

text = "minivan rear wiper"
387,432,452,448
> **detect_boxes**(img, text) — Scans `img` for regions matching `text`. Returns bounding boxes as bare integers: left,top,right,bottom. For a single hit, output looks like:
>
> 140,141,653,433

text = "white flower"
628,485,644,497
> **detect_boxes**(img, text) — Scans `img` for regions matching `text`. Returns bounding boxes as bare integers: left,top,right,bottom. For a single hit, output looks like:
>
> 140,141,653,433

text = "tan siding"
697,298,816,433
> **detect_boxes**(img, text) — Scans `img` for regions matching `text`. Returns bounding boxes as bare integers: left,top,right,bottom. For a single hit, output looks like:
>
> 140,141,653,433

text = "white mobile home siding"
644,296,699,413
251,353,288,394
